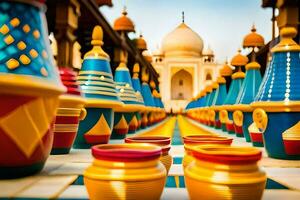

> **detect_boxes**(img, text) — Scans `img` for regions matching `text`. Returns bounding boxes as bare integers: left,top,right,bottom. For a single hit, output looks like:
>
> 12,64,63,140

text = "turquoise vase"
75,26,122,148
251,27,300,160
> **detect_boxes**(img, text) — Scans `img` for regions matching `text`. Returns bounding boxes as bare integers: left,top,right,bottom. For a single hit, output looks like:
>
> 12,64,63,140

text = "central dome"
162,23,204,58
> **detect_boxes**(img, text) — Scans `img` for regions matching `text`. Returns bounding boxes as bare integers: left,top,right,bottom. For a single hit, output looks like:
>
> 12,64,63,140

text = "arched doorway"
171,69,193,100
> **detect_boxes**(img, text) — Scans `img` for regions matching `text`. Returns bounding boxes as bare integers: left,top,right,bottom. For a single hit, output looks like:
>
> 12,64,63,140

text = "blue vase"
75,26,122,148
251,27,300,159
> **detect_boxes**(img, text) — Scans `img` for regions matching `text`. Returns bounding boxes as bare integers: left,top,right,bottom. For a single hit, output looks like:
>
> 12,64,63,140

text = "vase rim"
125,136,171,145
92,143,162,162
183,135,232,145
193,145,262,165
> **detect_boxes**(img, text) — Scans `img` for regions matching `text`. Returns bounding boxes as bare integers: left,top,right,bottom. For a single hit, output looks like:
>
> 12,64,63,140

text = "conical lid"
77,25,122,108
0,1,65,96
114,62,144,112
251,27,300,112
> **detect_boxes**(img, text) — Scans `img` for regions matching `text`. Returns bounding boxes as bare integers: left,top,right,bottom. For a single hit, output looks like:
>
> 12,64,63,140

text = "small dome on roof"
220,61,234,76
134,34,147,51
231,49,249,67
113,7,135,32
202,45,214,56
243,25,264,48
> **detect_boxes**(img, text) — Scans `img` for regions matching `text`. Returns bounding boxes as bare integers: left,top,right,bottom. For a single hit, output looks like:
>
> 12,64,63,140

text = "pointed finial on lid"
84,25,109,59
133,63,140,73
117,50,128,69
272,27,300,52
150,80,156,89
182,11,185,23
91,25,103,46
133,63,140,78
142,68,149,83
119,50,127,63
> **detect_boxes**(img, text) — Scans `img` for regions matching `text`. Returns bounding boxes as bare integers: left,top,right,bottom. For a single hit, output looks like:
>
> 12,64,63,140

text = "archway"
171,69,193,100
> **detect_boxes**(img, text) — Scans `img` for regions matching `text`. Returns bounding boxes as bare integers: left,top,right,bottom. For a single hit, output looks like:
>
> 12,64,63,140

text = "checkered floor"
1,116,300,199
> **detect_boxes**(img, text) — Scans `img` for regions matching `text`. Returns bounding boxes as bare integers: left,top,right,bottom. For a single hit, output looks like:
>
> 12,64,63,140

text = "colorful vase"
221,50,248,134
111,61,144,139
125,136,172,173
182,135,233,168
211,76,227,129
251,27,300,159
221,69,245,134
141,72,156,128
131,63,145,131
51,68,86,154
185,145,266,200
248,122,264,147
232,61,262,142
75,26,123,148
84,143,166,200
0,0,65,178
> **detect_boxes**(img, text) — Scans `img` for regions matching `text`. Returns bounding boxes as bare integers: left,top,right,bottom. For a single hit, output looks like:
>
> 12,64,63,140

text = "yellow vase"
84,143,167,200
125,136,172,174
182,135,233,169
185,145,266,200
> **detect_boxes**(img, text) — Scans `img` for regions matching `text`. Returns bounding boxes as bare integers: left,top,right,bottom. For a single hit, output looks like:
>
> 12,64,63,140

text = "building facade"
152,21,222,113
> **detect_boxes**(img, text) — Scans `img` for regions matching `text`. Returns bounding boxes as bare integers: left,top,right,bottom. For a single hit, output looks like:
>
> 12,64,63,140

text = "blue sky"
100,0,274,62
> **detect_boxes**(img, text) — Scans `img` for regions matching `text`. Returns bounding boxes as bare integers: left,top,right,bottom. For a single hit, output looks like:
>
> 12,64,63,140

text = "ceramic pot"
128,112,139,133
253,109,300,159
51,68,86,155
182,135,233,169
111,62,144,139
251,28,300,159
75,26,123,148
0,0,65,178
84,143,166,200
185,145,266,200
233,110,244,137
125,136,172,173
248,122,264,147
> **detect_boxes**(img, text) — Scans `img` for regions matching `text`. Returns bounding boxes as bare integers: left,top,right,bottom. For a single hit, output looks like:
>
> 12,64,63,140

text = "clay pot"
185,145,266,200
84,143,166,200
75,26,123,148
182,135,233,168
125,136,172,173
0,0,65,178
51,68,86,155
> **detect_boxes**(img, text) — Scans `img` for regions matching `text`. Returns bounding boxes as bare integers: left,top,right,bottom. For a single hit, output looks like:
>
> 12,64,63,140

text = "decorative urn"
51,68,86,154
75,26,123,148
111,58,144,139
84,143,167,200
251,27,300,159
0,0,65,178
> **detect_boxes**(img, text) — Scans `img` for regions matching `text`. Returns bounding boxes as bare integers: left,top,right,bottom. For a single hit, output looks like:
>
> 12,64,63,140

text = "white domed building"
152,21,222,113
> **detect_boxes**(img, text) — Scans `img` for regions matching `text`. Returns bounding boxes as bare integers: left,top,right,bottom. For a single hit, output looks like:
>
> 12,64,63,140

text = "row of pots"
83,135,266,200
0,0,165,179
186,27,300,160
